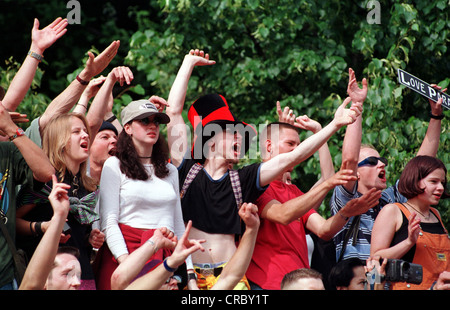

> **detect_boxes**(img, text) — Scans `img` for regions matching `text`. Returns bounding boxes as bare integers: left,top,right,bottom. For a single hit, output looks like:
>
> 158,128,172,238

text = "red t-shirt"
246,180,316,290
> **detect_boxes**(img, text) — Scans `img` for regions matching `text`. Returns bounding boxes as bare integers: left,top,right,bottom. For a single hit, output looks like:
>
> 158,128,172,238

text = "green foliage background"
0,0,448,228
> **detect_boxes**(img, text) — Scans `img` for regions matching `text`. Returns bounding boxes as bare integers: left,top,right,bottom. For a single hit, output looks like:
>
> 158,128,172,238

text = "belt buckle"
196,264,214,276
201,265,214,276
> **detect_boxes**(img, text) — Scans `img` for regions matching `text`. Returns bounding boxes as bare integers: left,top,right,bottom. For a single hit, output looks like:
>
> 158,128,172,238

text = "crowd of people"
0,17,449,292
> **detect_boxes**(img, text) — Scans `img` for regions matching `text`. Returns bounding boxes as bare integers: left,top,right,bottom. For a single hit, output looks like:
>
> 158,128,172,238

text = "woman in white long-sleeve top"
95,99,192,290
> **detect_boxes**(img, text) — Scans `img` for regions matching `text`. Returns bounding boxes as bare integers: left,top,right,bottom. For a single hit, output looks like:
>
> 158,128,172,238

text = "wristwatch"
27,50,44,62
9,127,25,141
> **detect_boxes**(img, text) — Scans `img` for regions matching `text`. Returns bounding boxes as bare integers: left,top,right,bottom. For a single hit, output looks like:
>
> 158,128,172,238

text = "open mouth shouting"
108,147,117,156
233,142,241,157
378,170,386,182
80,140,89,152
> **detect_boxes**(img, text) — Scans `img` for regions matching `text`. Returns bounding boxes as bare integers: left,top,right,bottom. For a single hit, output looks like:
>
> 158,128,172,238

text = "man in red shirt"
246,120,381,290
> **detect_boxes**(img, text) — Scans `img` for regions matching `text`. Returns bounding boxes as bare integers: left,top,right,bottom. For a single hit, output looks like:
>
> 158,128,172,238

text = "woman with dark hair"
95,99,192,290
371,155,450,290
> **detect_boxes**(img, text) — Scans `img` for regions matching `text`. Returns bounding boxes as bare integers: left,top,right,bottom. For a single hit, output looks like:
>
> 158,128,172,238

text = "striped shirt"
330,180,406,261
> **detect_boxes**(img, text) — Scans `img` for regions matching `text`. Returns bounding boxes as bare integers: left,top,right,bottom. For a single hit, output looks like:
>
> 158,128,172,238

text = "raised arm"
0,103,54,182
39,40,120,131
277,101,335,189
211,203,260,290
110,227,177,290
306,187,382,241
86,66,133,138
340,68,367,191
261,169,356,225
19,175,70,290
277,102,334,179
416,84,445,157
166,49,216,167
2,17,68,112
297,115,335,186
124,221,205,290
260,97,362,187
72,76,106,114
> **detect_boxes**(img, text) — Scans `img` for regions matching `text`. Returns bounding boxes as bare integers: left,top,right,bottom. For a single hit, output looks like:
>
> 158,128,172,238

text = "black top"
178,159,266,235
390,205,446,262
16,171,95,280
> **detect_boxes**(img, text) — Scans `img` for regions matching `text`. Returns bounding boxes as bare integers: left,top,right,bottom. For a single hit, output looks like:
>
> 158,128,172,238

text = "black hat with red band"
188,93,257,161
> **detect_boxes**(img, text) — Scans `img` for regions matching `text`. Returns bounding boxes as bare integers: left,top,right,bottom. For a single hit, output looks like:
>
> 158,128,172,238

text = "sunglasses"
136,117,160,126
357,156,388,167
166,275,182,284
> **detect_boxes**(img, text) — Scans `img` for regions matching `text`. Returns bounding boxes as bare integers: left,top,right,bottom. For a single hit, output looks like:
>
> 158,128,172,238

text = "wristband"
163,258,176,273
146,238,158,252
76,74,89,86
429,112,444,120
187,272,197,282
27,50,44,62
34,221,44,236
9,127,25,141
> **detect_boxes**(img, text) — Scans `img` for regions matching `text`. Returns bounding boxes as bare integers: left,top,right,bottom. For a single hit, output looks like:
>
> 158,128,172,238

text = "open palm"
31,17,68,53
347,68,368,103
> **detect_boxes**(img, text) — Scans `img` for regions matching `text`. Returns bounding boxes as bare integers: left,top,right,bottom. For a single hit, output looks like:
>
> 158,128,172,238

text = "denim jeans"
0,279,18,290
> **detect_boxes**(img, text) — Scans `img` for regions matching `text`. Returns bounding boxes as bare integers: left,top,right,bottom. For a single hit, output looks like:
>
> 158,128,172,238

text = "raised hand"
185,49,216,67
238,203,260,230
324,169,357,188
295,115,322,133
80,40,120,81
347,68,368,104
276,101,322,133
339,188,382,218
333,96,363,127
150,227,178,251
30,17,68,55
48,174,71,217
107,66,134,86
148,95,169,113
1,112,28,136
81,76,107,100
428,84,446,117
9,112,29,124
407,212,421,245
276,101,296,124
166,221,206,269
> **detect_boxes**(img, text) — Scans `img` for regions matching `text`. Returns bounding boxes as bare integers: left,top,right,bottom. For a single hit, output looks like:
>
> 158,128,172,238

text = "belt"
194,264,224,277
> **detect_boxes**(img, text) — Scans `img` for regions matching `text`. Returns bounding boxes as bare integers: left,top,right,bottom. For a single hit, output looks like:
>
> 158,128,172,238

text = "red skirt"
93,223,171,290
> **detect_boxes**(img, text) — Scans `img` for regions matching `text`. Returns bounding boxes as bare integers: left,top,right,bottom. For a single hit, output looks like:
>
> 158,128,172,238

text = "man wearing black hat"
166,50,362,289
88,121,118,183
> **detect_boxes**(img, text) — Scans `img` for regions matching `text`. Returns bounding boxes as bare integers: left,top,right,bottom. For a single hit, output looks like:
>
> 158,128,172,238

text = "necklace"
405,201,430,220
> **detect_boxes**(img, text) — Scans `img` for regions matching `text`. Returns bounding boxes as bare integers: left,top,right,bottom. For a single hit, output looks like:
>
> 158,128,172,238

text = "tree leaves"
1,0,448,227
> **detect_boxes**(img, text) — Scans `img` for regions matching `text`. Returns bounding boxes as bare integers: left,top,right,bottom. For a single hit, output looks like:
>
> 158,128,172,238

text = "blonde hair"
42,113,97,192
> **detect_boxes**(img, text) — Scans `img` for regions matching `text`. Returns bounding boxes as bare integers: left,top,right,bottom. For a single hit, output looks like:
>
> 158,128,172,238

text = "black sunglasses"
357,156,388,167
137,117,160,126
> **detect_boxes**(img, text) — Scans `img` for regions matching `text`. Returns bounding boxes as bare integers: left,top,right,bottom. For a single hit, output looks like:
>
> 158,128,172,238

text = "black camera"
385,259,422,284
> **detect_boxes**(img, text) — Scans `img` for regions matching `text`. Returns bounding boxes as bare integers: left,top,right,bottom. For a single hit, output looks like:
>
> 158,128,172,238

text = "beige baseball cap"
121,99,170,125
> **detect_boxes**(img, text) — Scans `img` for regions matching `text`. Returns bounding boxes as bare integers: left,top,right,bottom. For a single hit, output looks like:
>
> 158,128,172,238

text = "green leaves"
1,0,448,226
